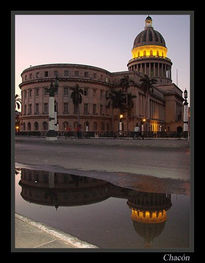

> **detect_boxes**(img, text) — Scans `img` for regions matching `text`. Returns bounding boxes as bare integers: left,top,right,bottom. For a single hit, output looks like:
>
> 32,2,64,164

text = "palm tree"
125,92,137,131
15,94,21,111
139,74,157,121
119,75,136,92
106,89,126,133
118,76,137,132
70,84,84,131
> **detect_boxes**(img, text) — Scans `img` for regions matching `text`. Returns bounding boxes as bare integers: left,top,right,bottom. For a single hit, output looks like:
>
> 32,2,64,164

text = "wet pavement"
14,137,192,250
14,166,191,250
15,137,190,180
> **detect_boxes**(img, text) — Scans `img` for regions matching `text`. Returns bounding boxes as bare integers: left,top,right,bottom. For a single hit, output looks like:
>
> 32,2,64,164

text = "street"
15,137,190,181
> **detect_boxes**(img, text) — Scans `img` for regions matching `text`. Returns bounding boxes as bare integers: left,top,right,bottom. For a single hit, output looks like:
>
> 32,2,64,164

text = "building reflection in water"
18,168,172,248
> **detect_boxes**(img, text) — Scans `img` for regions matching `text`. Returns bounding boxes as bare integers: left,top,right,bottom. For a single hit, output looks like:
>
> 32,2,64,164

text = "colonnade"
129,62,171,79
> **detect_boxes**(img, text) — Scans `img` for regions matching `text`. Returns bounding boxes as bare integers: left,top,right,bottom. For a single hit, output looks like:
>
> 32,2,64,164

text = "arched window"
27,122,31,131
143,50,146,56
23,123,25,131
43,121,48,131
34,122,39,131
150,50,153,56
157,51,159,56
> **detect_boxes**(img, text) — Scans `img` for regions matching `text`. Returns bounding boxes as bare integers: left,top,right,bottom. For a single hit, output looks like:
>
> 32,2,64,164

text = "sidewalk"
14,213,98,250
15,135,190,149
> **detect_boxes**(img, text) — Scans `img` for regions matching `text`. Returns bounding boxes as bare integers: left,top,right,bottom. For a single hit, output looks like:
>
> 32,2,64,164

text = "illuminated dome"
131,16,167,59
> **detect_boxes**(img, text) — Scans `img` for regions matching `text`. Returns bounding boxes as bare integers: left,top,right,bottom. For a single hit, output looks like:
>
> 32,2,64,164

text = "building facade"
19,16,184,135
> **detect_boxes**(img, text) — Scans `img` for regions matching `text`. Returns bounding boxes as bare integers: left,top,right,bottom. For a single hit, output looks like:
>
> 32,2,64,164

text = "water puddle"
15,167,191,249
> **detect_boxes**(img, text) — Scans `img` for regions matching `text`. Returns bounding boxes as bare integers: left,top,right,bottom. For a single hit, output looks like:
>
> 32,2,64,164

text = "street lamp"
183,89,189,139
46,76,59,141
119,114,123,135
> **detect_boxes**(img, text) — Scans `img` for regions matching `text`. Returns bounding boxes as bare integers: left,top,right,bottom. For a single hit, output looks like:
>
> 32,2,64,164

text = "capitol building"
19,16,184,135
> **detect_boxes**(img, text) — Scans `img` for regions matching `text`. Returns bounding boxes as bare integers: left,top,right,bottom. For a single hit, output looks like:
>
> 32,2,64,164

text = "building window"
35,103,39,114
64,70,69,76
63,103,69,114
93,104,96,114
93,73,97,79
25,75,27,80
28,104,32,115
43,103,48,114
64,87,69,96
43,122,48,131
24,105,27,115
34,122,39,131
29,89,32,97
74,71,79,76
100,90,104,99
84,71,88,77
84,103,88,115
29,73,32,79
35,88,39,96
44,71,48,77
54,71,58,77
44,87,49,95
100,105,103,115
36,72,39,78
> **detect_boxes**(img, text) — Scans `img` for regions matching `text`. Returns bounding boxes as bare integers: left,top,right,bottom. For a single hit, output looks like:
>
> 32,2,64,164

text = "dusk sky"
15,13,191,103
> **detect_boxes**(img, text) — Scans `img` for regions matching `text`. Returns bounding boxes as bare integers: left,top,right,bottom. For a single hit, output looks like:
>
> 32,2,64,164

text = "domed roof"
133,16,166,48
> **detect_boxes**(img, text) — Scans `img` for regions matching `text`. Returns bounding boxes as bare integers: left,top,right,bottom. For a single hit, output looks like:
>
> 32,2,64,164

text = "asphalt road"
15,139,190,181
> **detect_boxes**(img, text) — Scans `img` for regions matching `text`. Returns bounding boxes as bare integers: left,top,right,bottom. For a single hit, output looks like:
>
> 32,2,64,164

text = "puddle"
15,167,191,249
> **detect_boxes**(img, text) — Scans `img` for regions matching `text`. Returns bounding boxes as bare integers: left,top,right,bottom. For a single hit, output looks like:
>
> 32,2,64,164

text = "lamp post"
119,114,123,135
46,77,59,141
141,118,146,137
183,89,189,139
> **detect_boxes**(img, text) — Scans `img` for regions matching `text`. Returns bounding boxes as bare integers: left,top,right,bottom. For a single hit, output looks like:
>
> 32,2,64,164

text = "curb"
15,213,98,249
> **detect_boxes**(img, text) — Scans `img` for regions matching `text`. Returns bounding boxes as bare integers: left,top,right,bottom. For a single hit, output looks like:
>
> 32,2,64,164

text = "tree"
119,75,136,92
139,74,157,121
126,92,137,125
15,94,21,111
70,84,84,130
118,76,136,132
106,89,126,132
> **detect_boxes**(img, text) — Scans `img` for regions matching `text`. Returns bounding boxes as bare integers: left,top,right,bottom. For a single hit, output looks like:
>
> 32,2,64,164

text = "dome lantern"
145,16,153,29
